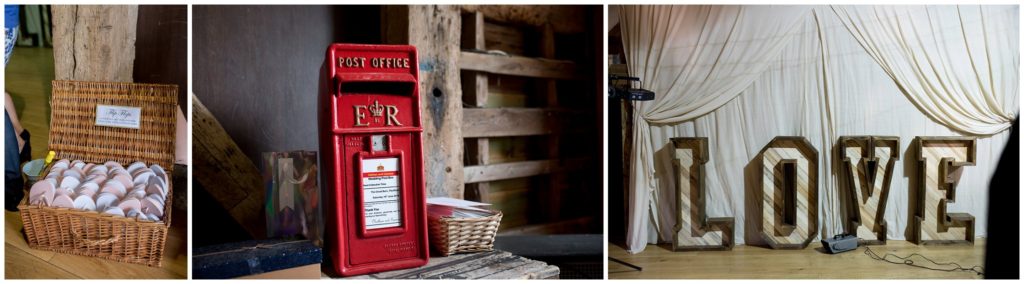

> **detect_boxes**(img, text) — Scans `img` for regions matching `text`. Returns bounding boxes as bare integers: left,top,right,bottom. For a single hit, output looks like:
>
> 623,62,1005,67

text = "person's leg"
5,26,26,153
5,110,25,211
4,92,24,150
5,26,27,210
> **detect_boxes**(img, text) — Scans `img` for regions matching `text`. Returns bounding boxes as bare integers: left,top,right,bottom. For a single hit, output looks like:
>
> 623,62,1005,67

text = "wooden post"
462,11,490,202
382,5,465,199
52,5,138,81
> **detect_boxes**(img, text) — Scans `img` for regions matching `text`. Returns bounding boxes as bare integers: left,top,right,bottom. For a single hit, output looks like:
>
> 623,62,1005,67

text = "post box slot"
340,81,415,97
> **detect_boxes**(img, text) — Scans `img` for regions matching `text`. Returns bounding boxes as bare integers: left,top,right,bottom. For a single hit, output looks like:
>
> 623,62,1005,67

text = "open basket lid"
48,80,179,170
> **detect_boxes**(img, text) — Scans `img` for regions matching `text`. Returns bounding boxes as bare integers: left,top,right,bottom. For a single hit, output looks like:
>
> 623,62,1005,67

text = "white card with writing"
362,157,401,229
95,104,142,129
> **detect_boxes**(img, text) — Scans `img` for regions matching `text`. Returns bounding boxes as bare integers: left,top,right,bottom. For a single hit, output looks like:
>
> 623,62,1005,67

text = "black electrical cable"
864,246,984,276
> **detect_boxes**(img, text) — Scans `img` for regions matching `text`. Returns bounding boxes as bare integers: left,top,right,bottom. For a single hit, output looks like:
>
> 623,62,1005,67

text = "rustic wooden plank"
460,5,587,34
463,108,575,138
457,254,542,279
191,94,265,238
384,5,465,198
462,11,491,203
52,5,137,81
464,158,586,183
461,12,489,109
487,261,559,279
459,51,579,80
333,250,557,279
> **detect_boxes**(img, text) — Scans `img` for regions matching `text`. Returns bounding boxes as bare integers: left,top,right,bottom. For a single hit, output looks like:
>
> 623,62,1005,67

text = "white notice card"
362,157,401,229
95,104,142,129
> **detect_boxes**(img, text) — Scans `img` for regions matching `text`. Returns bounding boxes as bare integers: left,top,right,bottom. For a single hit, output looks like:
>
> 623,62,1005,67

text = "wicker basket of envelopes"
427,204,502,256
18,81,177,267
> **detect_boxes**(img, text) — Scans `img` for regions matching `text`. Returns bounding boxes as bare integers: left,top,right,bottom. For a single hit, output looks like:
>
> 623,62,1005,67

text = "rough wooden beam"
384,5,464,199
463,108,579,138
459,51,579,80
52,5,138,81
192,94,265,238
464,158,587,183
460,5,586,34
462,11,490,202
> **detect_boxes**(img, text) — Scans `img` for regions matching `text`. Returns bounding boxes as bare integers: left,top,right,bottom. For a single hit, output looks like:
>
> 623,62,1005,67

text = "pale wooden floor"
608,239,986,279
4,46,53,160
5,209,188,279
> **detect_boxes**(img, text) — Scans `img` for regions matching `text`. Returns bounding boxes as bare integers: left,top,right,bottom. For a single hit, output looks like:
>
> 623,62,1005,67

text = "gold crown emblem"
368,100,385,117
377,165,385,171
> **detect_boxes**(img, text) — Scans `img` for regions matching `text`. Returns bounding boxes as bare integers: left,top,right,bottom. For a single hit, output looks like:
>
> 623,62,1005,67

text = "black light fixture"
608,74,655,101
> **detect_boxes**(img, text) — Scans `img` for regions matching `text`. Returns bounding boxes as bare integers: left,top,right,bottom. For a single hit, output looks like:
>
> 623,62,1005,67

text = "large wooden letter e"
912,137,976,245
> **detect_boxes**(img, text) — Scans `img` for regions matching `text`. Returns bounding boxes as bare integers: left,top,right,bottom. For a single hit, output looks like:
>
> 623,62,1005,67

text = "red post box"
319,44,428,276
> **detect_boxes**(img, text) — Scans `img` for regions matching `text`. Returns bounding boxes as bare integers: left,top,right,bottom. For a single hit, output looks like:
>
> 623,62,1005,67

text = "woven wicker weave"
18,80,178,267
428,211,502,256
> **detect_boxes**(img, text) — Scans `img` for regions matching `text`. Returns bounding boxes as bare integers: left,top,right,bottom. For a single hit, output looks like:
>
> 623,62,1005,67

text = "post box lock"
371,135,388,152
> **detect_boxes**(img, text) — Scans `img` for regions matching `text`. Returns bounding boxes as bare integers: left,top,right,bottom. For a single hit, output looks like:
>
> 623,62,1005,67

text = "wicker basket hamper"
17,80,178,267
427,210,502,256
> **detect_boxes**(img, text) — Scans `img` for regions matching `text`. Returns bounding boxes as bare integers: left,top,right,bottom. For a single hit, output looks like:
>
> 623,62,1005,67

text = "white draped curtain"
832,5,1018,135
619,5,1018,253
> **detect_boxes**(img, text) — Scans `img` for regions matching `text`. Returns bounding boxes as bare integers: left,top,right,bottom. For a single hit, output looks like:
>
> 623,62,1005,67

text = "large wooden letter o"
913,137,976,245
671,137,734,251
758,137,818,249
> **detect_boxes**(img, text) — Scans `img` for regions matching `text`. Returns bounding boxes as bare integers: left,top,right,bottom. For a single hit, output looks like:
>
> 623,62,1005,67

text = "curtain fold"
831,5,1019,135
618,5,1017,254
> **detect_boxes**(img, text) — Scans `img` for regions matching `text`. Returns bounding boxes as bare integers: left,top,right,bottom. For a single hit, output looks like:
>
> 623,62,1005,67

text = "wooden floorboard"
5,209,187,279
608,239,985,279
5,243,80,279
